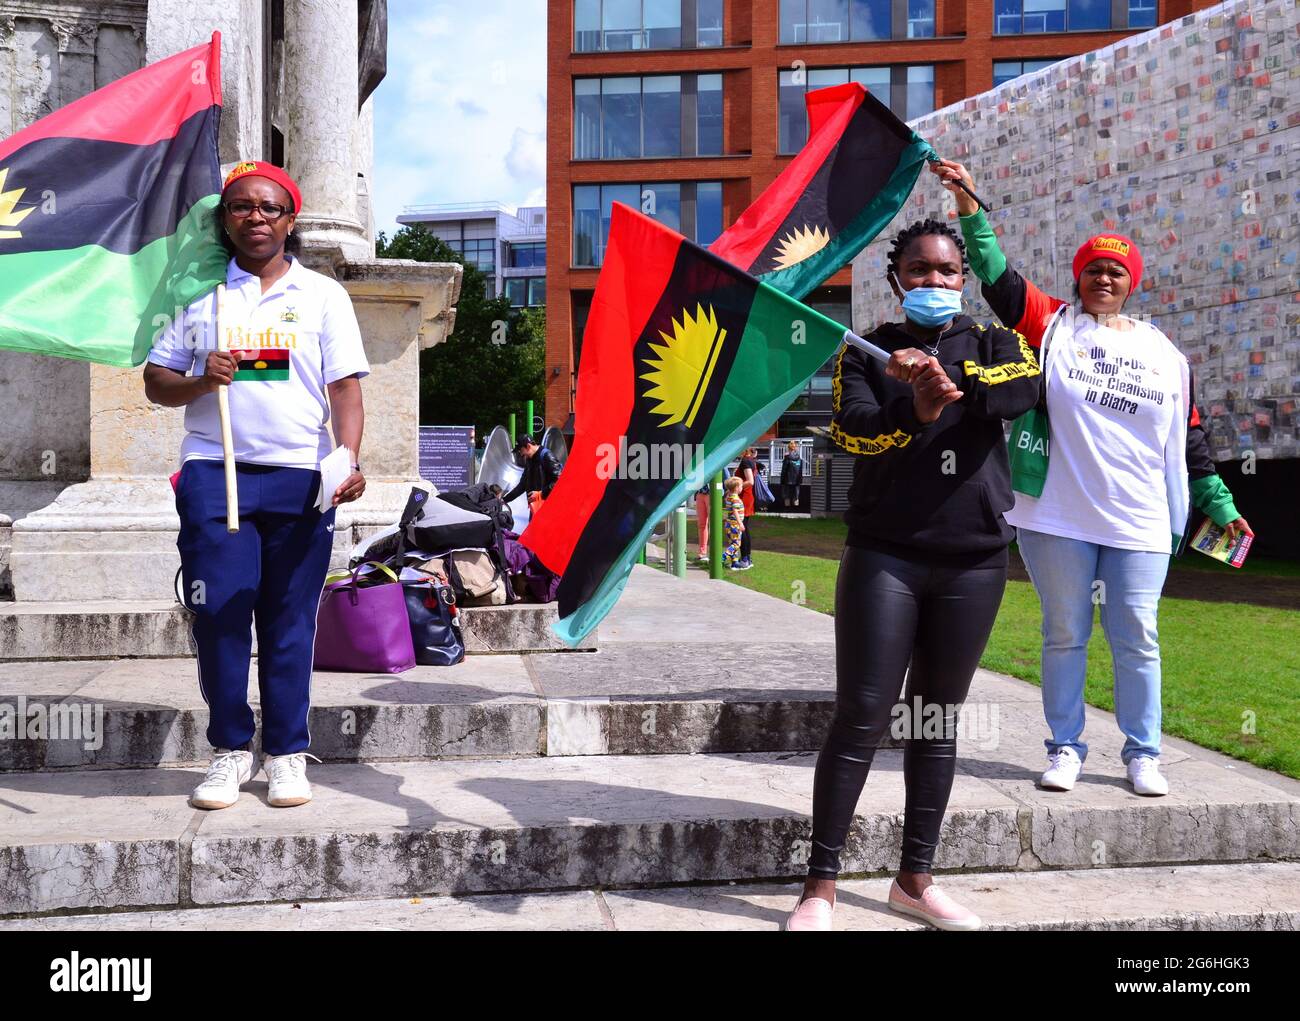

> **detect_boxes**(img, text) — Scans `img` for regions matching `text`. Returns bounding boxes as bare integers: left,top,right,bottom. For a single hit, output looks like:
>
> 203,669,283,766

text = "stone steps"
0,653,843,769
0,600,595,660
2,749,1296,916
2,862,1294,930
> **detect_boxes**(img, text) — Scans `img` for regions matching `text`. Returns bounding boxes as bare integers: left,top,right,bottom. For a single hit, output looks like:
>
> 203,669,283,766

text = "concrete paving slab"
603,862,1300,931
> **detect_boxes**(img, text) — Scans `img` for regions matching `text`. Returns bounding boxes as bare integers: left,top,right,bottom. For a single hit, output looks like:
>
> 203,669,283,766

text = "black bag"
401,575,465,666
438,483,514,532
405,495,497,553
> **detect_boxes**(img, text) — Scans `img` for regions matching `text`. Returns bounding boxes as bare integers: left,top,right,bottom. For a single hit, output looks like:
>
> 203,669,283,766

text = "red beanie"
1072,233,1143,294
222,160,302,214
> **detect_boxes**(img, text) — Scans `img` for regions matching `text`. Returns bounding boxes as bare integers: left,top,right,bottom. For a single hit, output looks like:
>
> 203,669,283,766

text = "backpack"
438,483,514,532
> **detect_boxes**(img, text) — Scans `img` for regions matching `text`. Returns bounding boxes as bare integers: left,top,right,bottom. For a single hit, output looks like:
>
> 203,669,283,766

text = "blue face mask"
894,274,963,328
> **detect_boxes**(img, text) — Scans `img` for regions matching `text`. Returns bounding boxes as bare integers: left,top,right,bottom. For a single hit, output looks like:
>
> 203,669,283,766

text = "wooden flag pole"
214,282,239,533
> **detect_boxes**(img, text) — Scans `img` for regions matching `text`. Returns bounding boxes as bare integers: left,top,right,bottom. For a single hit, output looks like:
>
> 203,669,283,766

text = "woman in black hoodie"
786,219,1042,932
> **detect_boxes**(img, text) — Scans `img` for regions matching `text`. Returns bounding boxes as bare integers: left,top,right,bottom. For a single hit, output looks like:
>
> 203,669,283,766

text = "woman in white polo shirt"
143,161,369,811
930,158,1251,797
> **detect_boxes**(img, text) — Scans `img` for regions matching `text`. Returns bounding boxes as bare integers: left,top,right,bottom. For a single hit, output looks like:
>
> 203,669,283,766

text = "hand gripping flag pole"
214,283,239,533
842,329,892,364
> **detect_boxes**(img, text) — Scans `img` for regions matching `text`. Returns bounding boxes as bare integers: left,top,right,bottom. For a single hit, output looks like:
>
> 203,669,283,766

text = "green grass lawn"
709,548,1300,778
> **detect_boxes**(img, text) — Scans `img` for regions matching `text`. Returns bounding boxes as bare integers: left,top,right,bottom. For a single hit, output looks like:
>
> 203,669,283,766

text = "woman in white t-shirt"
930,158,1252,797
143,161,370,812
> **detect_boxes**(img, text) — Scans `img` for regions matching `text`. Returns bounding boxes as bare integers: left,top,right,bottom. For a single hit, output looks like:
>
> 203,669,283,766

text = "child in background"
722,476,747,570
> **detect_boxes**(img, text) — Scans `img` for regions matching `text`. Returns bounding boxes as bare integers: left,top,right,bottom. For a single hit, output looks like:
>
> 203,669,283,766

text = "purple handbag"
313,562,416,673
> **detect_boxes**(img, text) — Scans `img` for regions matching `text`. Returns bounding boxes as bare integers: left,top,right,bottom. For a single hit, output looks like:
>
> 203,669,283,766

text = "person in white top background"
143,161,369,811
930,158,1252,798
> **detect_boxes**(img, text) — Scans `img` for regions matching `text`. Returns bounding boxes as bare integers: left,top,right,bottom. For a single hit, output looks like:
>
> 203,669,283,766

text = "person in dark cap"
505,434,563,505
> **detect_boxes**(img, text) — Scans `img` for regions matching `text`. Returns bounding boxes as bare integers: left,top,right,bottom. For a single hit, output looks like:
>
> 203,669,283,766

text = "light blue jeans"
1016,528,1170,764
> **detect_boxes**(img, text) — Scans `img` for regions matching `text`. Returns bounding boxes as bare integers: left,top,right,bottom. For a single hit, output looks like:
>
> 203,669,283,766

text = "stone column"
281,0,369,262
144,0,265,161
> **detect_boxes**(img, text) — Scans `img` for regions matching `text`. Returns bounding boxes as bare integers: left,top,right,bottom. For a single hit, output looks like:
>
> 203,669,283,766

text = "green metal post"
525,400,535,437
508,413,516,447
709,470,724,579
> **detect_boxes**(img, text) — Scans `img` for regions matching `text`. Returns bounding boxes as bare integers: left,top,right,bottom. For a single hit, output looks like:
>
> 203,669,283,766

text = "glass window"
528,278,547,306
781,65,898,153
1022,0,1066,33
575,0,601,51
643,181,681,233
644,0,682,49
1128,0,1157,27
573,185,601,266
808,0,849,43
603,0,642,50
994,0,1021,34
696,182,723,247
850,66,891,108
780,0,808,43
505,279,527,307
461,238,495,273
574,79,601,159
1068,0,1110,30
602,77,641,159
601,183,639,263
778,70,807,155
850,0,890,40
697,73,724,156
643,75,683,157
574,182,720,266
697,0,724,46
906,65,934,120
509,242,546,268
994,61,1022,87
808,67,849,90
907,0,935,37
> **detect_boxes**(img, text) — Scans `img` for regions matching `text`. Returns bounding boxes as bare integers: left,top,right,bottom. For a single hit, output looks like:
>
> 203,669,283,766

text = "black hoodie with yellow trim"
830,314,1041,563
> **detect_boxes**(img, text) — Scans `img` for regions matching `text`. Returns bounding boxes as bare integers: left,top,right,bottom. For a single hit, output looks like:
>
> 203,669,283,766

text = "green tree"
377,224,545,436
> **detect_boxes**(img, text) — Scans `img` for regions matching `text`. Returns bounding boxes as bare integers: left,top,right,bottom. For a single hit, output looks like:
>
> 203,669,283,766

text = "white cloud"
372,0,547,236
505,128,546,182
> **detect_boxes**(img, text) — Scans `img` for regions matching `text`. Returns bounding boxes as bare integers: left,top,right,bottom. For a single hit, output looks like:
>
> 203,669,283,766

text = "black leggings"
809,544,1007,878
740,514,753,559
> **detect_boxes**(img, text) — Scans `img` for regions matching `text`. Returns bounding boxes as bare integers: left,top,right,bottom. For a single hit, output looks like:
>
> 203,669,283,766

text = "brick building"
545,0,1218,432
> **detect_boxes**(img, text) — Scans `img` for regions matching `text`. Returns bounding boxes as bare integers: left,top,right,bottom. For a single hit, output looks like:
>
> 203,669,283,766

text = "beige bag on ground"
440,549,508,606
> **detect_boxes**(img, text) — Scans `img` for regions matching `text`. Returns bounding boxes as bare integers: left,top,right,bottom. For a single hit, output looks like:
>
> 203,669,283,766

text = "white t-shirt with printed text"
1006,312,1188,553
147,256,369,470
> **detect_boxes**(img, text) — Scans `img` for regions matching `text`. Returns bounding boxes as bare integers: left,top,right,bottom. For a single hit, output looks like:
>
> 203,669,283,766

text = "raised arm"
928,159,1067,347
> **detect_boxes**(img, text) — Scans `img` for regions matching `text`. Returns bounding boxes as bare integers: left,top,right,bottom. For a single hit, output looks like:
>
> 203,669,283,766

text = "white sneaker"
1127,755,1169,796
191,748,256,810
264,752,320,807
1040,746,1082,791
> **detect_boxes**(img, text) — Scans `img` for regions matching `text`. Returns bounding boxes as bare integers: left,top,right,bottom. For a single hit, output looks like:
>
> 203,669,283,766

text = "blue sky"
372,0,548,237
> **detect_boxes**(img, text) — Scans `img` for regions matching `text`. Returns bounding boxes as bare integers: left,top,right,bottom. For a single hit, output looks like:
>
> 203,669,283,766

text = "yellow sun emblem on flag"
639,303,728,429
0,168,35,240
771,224,830,270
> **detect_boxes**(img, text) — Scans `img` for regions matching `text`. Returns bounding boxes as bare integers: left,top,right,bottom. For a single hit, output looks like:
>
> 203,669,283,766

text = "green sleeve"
958,209,1008,287
1190,473,1240,527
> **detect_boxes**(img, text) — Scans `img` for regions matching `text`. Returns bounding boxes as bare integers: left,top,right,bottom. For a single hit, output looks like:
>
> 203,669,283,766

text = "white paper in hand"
317,445,354,512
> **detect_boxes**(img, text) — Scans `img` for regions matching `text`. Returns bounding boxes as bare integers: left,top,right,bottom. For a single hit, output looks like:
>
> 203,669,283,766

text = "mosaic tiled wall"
851,0,1300,460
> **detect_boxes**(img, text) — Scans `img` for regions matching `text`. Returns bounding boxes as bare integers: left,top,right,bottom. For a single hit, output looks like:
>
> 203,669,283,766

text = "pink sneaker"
784,895,834,931
887,879,982,931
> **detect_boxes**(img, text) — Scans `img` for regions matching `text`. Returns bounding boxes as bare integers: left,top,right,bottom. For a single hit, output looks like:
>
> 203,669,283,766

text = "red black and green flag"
0,33,227,367
232,348,291,381
710,82,935,301
521,204,851,645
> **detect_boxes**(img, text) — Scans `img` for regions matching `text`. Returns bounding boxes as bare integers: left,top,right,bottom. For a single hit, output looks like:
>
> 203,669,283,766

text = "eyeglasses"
223,200,293,221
